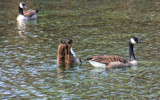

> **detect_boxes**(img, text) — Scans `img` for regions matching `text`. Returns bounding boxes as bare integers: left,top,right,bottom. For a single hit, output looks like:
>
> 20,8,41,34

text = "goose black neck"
129,43,136,60
19,6,24,15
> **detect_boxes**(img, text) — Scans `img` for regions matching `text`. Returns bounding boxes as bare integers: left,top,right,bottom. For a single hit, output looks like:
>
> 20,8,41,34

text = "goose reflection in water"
17,20,37,40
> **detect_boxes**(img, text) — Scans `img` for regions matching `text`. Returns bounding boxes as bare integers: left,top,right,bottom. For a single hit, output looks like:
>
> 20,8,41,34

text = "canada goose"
85,37,142,69
17,2,38,20
57,38,82,66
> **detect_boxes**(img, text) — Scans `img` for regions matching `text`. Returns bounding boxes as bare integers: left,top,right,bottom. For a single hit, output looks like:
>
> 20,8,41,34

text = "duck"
85,37,142,69
57,38,82,67
17,2,38,20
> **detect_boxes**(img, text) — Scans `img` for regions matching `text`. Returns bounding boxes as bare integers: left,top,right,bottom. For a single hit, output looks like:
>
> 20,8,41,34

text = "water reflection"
17,19,37,29
17,20,37,38
57,65,79,78
58,65,70,73
17,20,27,40
17,20,27,30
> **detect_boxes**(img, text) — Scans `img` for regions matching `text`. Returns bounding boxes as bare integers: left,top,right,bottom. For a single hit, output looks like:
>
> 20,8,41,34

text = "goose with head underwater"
17,2,38,20
57,38,82,67
85,37,142,69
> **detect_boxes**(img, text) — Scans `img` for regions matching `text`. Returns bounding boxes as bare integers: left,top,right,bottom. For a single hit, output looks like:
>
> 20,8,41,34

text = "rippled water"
0,0,160,99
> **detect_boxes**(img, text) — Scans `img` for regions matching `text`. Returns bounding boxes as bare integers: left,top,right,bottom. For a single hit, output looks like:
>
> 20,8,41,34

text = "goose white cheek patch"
130,38,136,44
20,4,24,8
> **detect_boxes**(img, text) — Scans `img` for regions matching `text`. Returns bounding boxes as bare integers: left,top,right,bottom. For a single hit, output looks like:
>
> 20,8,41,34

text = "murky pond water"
0,0,160,99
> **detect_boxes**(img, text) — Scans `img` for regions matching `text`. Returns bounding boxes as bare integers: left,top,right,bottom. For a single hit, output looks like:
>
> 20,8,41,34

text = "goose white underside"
76,58,81,65
129,60,138,66
88,60,106,68
17,15,27,20
70,47,81,65
17,14,37,20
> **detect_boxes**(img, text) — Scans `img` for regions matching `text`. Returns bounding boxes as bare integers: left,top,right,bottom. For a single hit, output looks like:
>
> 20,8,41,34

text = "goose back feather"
87,55,130,69
23,10,38,19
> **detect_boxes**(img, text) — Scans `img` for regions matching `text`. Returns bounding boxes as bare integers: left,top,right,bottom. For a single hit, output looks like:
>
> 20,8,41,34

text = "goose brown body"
87,55,133,69
23,10,38,19
89,55,128,64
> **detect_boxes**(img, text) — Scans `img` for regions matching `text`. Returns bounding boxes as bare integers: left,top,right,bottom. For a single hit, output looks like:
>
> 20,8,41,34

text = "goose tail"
36,10,39,13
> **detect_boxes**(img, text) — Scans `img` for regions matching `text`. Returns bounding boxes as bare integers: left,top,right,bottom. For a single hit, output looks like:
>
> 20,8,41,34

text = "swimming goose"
85,37,142,69
17,2,38,20
57,38,81,66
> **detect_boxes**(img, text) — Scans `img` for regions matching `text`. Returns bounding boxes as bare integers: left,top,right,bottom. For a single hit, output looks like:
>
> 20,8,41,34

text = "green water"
0,0,159,99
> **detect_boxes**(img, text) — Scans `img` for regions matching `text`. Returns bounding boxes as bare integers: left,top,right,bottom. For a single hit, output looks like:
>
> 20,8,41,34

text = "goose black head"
130,37,142,44
19,2,27,8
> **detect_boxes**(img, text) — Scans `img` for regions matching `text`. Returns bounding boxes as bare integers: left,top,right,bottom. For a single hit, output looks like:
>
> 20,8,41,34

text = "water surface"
0,0,159,99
